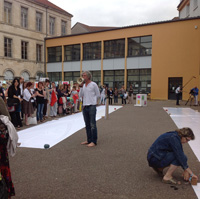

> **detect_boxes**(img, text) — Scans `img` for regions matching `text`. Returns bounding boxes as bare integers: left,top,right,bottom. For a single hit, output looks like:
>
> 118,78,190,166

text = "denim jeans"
147,152,187,168
37,103,44,121
82,105,97,145
114,96,118,103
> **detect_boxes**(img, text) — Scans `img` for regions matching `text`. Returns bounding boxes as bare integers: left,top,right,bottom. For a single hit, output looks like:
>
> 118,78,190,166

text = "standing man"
79,71,100,147
191,86,199,106
175,85,182,105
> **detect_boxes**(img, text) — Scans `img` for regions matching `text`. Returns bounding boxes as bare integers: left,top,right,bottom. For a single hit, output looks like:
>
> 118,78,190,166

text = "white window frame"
36,12,42,32
4,37,12,57
21,7,28,28
36,44,42,62
21,41,28,60
4,1,12,24
61,20,67,35
49,16,55,35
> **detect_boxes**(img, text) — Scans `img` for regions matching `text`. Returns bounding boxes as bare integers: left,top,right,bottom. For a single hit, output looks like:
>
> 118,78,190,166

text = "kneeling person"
147,128,198,184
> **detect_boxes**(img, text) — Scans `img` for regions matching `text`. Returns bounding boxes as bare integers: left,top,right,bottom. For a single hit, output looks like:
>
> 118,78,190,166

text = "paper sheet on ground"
163,107,200,199
18,105,122,149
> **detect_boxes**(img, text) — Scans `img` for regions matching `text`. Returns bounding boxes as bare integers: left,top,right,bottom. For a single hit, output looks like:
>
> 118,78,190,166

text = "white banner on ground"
163,107,200,199
18,106,122,149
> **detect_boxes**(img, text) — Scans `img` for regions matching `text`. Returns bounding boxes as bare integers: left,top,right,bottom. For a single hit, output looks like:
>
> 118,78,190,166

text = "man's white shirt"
79,82,100,106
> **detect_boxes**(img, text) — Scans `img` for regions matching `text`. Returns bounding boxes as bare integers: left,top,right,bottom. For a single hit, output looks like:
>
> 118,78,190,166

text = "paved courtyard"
10,100,200,199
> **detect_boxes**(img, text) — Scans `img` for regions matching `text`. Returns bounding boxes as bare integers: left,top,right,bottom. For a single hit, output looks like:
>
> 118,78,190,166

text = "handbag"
27,117,37,125
0,174,8,199
7,98,19,107
7,106,15,112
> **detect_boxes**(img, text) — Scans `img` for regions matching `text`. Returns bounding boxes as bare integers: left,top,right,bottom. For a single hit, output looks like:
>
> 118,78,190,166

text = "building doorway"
168,77,182,100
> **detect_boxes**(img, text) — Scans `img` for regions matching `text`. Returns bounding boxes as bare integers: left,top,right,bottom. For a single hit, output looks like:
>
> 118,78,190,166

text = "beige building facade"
0,0,72,81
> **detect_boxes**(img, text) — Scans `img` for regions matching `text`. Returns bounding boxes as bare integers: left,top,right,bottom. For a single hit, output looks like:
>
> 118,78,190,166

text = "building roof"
72,22,118,33
46,16,200,40
28,0,73,17
177,0,190,11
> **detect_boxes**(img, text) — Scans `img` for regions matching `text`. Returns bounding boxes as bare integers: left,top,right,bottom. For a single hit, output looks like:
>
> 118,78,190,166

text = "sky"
49,0,180,27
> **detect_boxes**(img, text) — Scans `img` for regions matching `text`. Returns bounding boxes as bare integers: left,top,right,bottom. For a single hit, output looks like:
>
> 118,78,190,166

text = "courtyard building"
178,0,200,18
45,17,200,101
0,0,72,82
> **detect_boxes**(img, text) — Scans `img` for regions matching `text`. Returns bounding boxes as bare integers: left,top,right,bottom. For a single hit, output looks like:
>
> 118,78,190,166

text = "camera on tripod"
189,89,195,96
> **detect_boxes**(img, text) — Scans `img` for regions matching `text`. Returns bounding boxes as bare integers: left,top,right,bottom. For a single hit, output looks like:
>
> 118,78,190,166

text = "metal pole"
105,96,109,119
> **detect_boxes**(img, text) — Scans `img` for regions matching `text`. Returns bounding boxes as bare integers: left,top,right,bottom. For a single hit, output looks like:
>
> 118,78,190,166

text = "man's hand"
79,82,84,88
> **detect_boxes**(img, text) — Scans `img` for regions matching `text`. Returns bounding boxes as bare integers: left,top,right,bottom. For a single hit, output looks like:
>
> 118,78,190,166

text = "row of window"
47,69,151,93
4,37,42,62
3,69,44,81
4,1,67,35
47,36,152,62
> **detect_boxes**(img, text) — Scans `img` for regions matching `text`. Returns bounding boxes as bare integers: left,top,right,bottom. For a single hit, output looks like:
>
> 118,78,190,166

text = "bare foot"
81,141,89,145
87,142,96,147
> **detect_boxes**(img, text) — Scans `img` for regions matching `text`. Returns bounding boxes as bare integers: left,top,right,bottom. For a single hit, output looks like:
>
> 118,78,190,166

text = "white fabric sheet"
163,107,200,199
18,105,122,149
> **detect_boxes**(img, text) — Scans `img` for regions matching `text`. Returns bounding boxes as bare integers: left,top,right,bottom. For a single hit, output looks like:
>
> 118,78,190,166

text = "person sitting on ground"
147,127,198,184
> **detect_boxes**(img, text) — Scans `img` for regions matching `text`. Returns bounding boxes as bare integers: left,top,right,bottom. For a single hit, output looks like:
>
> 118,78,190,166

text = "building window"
61,20,67,35
127,69,151,94
48,47,62,62
49,17,55,35
104,70,124,89
194,0,198,9
36,12,42,32
104,39,125,59
21,41,28,60
64,72,80,82
4,1,12,24
48,72,62,82
128,36,152,57
4,37,12,57
36,44,42,62
83,42,101,60
64,44,80,61
21,71,30,81
4,70,14,80
21,7,28,28
91,71,101,86
36,72,44,81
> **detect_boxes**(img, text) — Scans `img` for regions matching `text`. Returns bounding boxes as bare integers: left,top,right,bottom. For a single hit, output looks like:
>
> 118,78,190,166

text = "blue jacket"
147,131,188,170
192,87,199,96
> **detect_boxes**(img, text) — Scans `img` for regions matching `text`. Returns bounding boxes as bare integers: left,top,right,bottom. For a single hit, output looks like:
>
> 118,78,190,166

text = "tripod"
185,94,194,106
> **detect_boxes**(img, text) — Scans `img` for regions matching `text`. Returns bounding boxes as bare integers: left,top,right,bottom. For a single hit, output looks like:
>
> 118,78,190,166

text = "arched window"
21,71,30,81
4,70,14,80
35,72,44,81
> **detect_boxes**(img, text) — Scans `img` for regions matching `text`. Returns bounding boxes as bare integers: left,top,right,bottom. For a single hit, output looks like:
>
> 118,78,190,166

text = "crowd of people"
0,77,136,130
99,84,134,105
0,78,82,129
